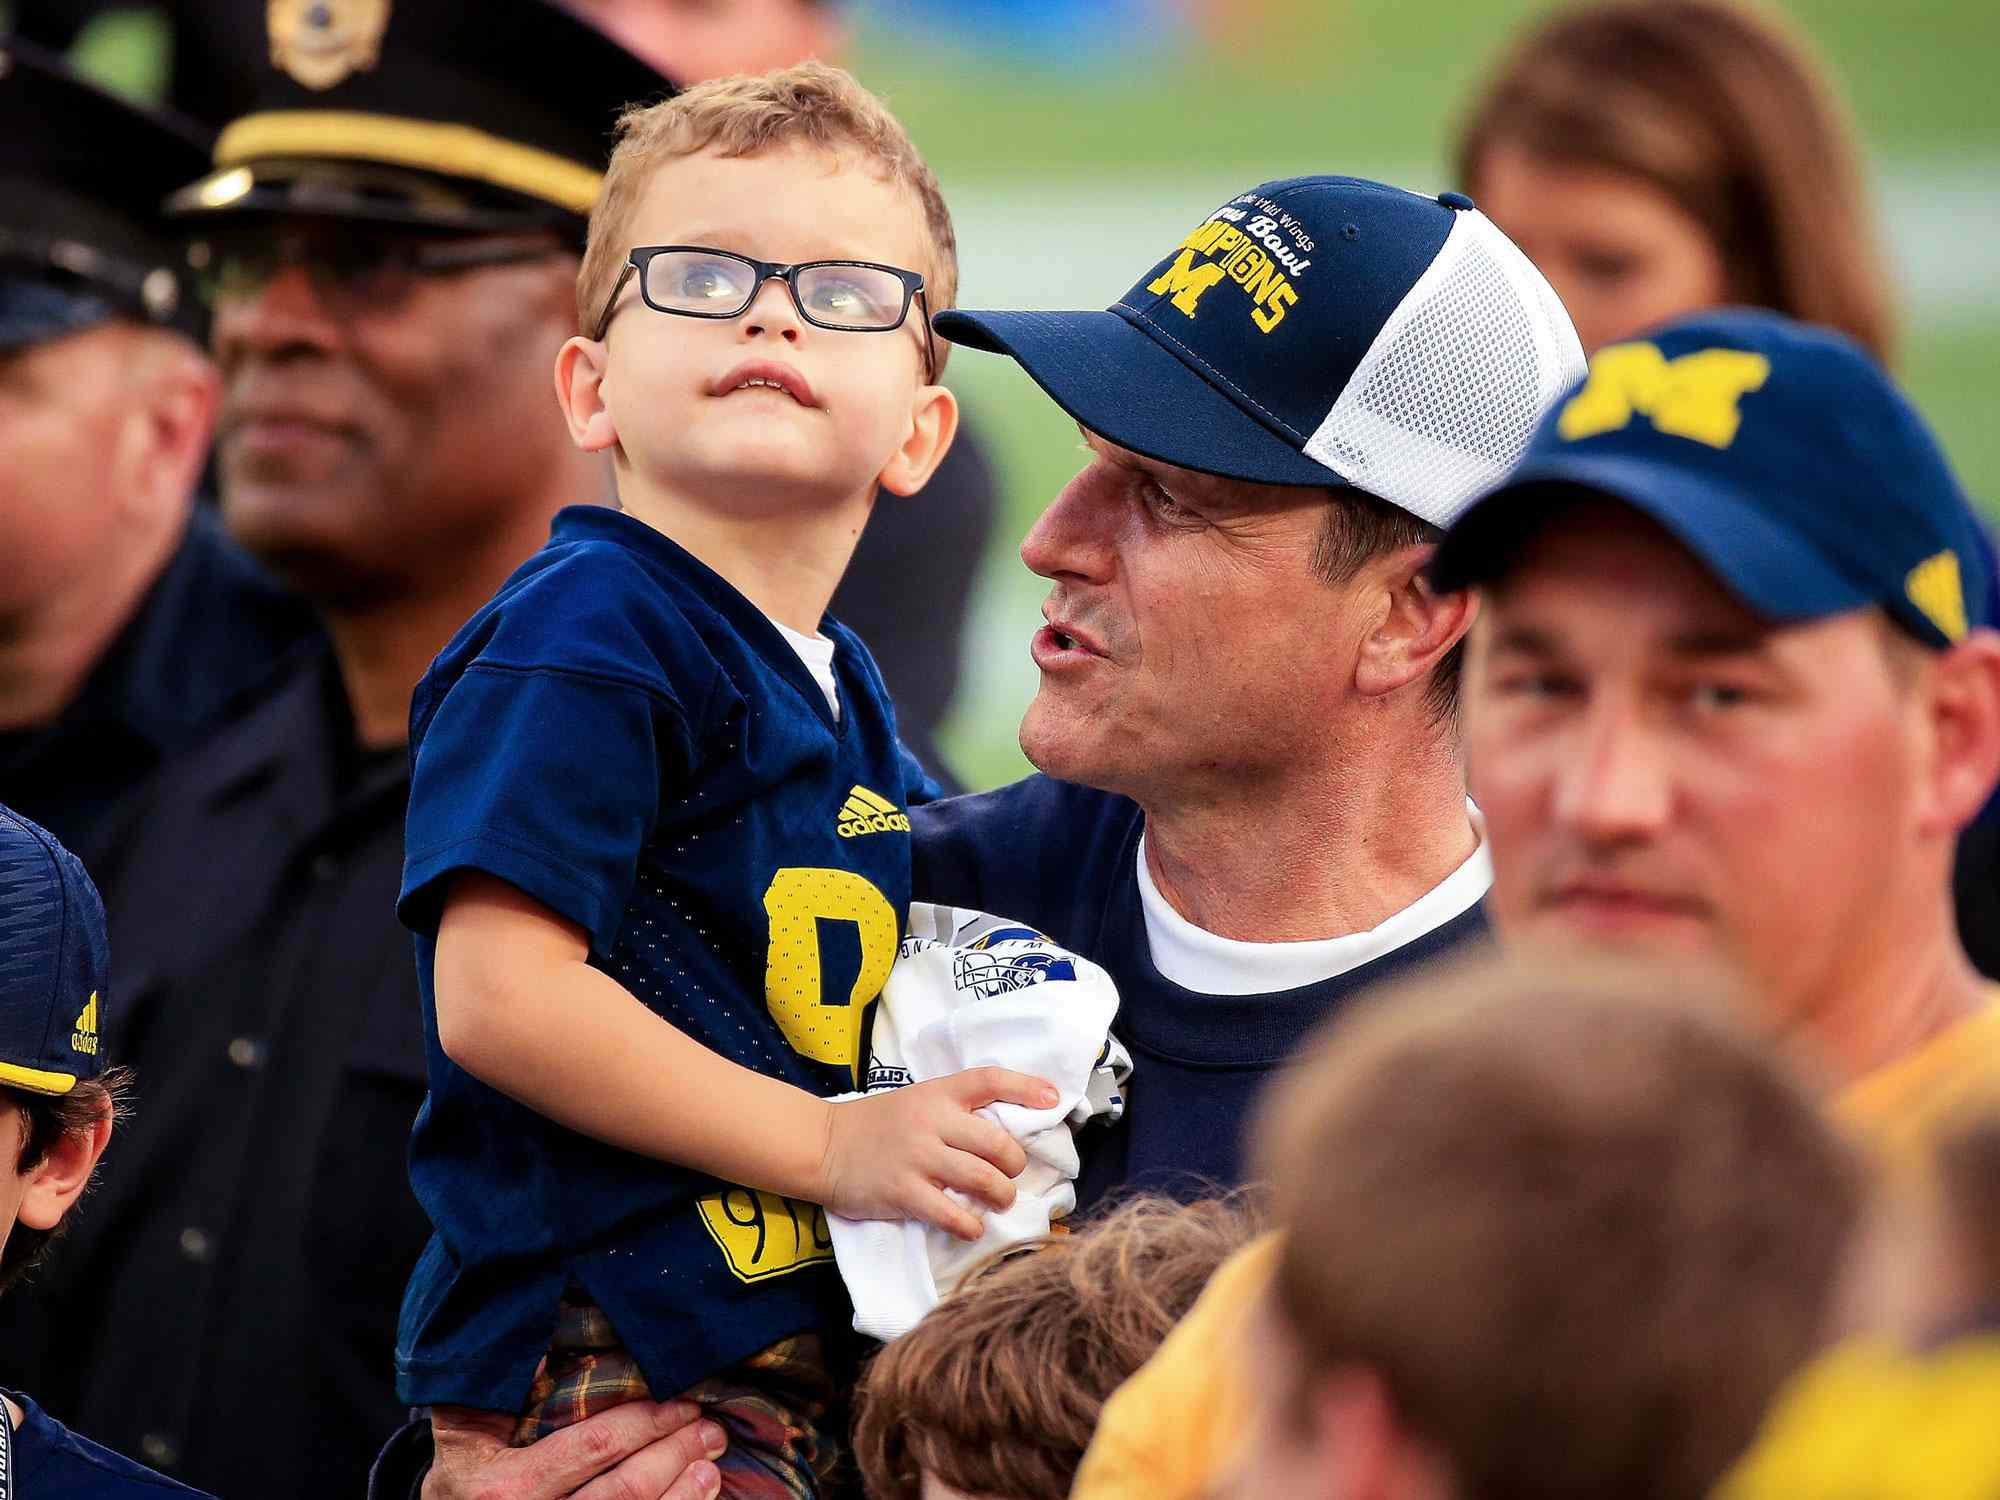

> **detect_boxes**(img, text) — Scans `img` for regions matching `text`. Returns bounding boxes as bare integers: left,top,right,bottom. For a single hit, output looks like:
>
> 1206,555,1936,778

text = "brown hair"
850,1194,1262,1500
1253,955,1864,1500
1,1067,133,1295
577,61,958,345
1456,0,1894,364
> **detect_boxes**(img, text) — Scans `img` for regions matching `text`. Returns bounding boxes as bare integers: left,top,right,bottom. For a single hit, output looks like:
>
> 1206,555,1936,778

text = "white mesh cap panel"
1303,209,1586,527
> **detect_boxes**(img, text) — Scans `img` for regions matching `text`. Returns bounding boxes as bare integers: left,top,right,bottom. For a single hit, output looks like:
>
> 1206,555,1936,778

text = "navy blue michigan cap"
0,38,211,351
1432,308,1990,649
936,177,1585,527
163,0,672,238
0,805,108,1098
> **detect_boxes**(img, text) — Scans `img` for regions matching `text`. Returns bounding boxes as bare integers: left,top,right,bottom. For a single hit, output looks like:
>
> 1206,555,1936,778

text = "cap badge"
268,0,392,91
1906,549,1969,643
70,992,100,1057
1558,342,1771,451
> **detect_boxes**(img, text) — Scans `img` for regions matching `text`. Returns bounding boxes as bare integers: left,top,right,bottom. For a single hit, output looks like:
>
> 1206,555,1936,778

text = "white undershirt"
1135,802,1492,995
773,620,841,721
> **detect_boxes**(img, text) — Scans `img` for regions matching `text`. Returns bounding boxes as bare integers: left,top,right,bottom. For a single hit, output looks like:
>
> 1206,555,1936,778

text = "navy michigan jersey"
395,506,926,1411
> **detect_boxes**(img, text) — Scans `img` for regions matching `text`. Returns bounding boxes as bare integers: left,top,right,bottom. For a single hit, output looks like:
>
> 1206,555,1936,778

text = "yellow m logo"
1147,251,1229,319
1558,343,1773,450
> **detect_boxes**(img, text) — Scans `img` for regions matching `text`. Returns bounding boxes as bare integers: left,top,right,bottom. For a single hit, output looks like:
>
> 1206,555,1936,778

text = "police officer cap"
166,0,673,242
0,37,210,351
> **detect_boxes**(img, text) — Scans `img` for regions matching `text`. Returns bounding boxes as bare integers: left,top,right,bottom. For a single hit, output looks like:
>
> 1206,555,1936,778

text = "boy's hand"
819,1068,1059,1241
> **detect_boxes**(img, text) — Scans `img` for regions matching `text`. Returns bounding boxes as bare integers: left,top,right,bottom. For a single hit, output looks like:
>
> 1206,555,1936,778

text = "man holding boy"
396,61,1051,1496
914,178,1584,1203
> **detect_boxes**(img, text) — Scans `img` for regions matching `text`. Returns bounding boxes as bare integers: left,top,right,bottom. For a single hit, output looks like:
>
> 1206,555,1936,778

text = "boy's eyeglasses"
594,246,938,381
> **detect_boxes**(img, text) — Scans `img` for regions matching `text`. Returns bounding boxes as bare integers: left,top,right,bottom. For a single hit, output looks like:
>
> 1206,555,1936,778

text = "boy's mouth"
712,360,818,408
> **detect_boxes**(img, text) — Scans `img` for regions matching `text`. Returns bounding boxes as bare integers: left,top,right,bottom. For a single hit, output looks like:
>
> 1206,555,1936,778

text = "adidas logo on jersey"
71,992,100,1057
836,784,910,838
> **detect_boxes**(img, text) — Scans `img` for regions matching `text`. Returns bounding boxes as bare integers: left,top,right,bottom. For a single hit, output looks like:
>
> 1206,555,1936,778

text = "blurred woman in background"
1455,0,1893,362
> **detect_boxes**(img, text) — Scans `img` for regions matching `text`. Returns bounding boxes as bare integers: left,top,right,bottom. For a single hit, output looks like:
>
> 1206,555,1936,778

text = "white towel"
828,903,1131,1341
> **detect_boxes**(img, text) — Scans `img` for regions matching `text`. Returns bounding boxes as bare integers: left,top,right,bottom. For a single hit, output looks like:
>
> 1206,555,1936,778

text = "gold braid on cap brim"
215,111,603,215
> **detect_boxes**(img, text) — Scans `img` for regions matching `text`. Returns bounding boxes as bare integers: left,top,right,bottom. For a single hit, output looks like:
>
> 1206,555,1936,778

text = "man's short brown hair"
851,1194,1261,1500
1254,956,1864,1500
577,61,958,343
0,1068,131,1295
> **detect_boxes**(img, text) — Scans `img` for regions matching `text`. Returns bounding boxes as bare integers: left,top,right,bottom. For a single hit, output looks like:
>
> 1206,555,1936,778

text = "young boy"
393,63,1054,1495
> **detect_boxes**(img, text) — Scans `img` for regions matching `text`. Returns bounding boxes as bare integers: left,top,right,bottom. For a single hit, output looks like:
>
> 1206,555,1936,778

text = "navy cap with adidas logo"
0,804,109,1098
936,175,1585,527
1431,307,1992,650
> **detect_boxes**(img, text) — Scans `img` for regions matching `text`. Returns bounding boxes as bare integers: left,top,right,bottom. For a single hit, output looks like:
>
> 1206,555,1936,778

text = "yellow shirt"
1071,1001,2000,1500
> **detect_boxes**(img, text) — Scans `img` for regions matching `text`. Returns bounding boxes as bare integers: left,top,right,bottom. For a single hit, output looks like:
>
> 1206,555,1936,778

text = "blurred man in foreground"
0,40,314,872
1239,957,1866,1500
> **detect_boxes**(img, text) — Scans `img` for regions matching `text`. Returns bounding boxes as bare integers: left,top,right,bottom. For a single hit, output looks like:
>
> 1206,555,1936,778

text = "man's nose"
1020,464,1116,584
1551,699,1674,843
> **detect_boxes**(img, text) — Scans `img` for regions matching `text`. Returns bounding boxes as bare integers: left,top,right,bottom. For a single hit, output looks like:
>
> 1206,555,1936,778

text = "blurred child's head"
1241,955,1866,1500
557,63,958,516
852,1195,1261,1500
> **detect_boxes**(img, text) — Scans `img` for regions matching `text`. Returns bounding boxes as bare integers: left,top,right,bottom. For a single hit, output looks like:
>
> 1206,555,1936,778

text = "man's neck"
324,498,571,750
0,504,190,732
1139,732,1477,943
616,471,874,635
3,1392,21,1430
1791,910,1988,1088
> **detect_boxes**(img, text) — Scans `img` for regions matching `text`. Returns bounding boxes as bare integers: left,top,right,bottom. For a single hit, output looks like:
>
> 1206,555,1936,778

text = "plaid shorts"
512,1290,843,1500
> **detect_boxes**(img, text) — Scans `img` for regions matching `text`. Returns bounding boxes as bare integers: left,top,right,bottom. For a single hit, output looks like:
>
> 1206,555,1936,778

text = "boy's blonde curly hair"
577,62,957,356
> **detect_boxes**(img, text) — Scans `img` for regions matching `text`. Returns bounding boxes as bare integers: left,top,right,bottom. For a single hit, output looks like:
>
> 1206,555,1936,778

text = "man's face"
569,0,842,82
0,324,176,619
1465,504,1934,1032
208,220,578,604
1016,433,1357,802
593,144,938,513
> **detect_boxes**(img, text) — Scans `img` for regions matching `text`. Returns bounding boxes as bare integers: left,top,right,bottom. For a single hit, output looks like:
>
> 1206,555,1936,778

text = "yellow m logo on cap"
1558,343,1773,450
1906,549,1969,643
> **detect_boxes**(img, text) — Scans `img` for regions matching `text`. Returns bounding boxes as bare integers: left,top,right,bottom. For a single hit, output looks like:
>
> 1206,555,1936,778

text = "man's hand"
423,1400,726,1500
820,1066,1057,1241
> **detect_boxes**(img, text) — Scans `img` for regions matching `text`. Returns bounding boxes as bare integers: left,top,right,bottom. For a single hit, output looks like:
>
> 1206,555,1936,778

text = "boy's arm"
434,872,1052,1238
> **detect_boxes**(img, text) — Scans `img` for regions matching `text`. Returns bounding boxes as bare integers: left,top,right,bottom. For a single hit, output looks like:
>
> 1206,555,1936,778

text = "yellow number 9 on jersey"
762,867,897,1083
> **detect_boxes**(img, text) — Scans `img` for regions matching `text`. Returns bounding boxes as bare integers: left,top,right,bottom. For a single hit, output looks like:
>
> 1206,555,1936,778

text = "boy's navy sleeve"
399,665,689,954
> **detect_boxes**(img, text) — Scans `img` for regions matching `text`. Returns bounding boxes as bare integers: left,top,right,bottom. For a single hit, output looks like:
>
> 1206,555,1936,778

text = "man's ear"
878,383,960,499
1917,629,2000,837
554,336,620,454
1308,1365,1458,1500
16,1109,113,1233
109,333,218,525
1354,543,1480,700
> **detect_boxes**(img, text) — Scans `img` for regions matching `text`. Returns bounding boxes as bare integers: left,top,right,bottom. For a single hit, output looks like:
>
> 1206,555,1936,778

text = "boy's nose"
742,276,802,344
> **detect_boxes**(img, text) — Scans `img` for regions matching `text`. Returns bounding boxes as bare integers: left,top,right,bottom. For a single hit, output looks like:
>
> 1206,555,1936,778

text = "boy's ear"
17,1109,113,1233
554,335,620,454
878,382,960,499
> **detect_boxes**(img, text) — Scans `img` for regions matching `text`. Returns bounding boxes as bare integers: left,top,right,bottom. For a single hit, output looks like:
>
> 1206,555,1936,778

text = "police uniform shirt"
0,643,427,1500
912,776,1491,1207
0,508,317,876
397,505,925,1411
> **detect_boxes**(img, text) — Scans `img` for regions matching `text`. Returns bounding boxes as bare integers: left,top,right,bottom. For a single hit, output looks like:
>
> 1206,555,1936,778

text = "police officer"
0,7,672,1497
0,39,316,874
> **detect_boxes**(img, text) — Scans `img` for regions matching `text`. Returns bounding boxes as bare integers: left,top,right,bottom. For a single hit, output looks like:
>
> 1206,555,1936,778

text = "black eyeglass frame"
593,245,938,381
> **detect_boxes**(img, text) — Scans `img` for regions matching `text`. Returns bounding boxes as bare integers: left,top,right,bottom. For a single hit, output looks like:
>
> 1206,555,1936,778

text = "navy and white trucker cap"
1432,308,1991,650
0,804,110,1097
936,176,1585,527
